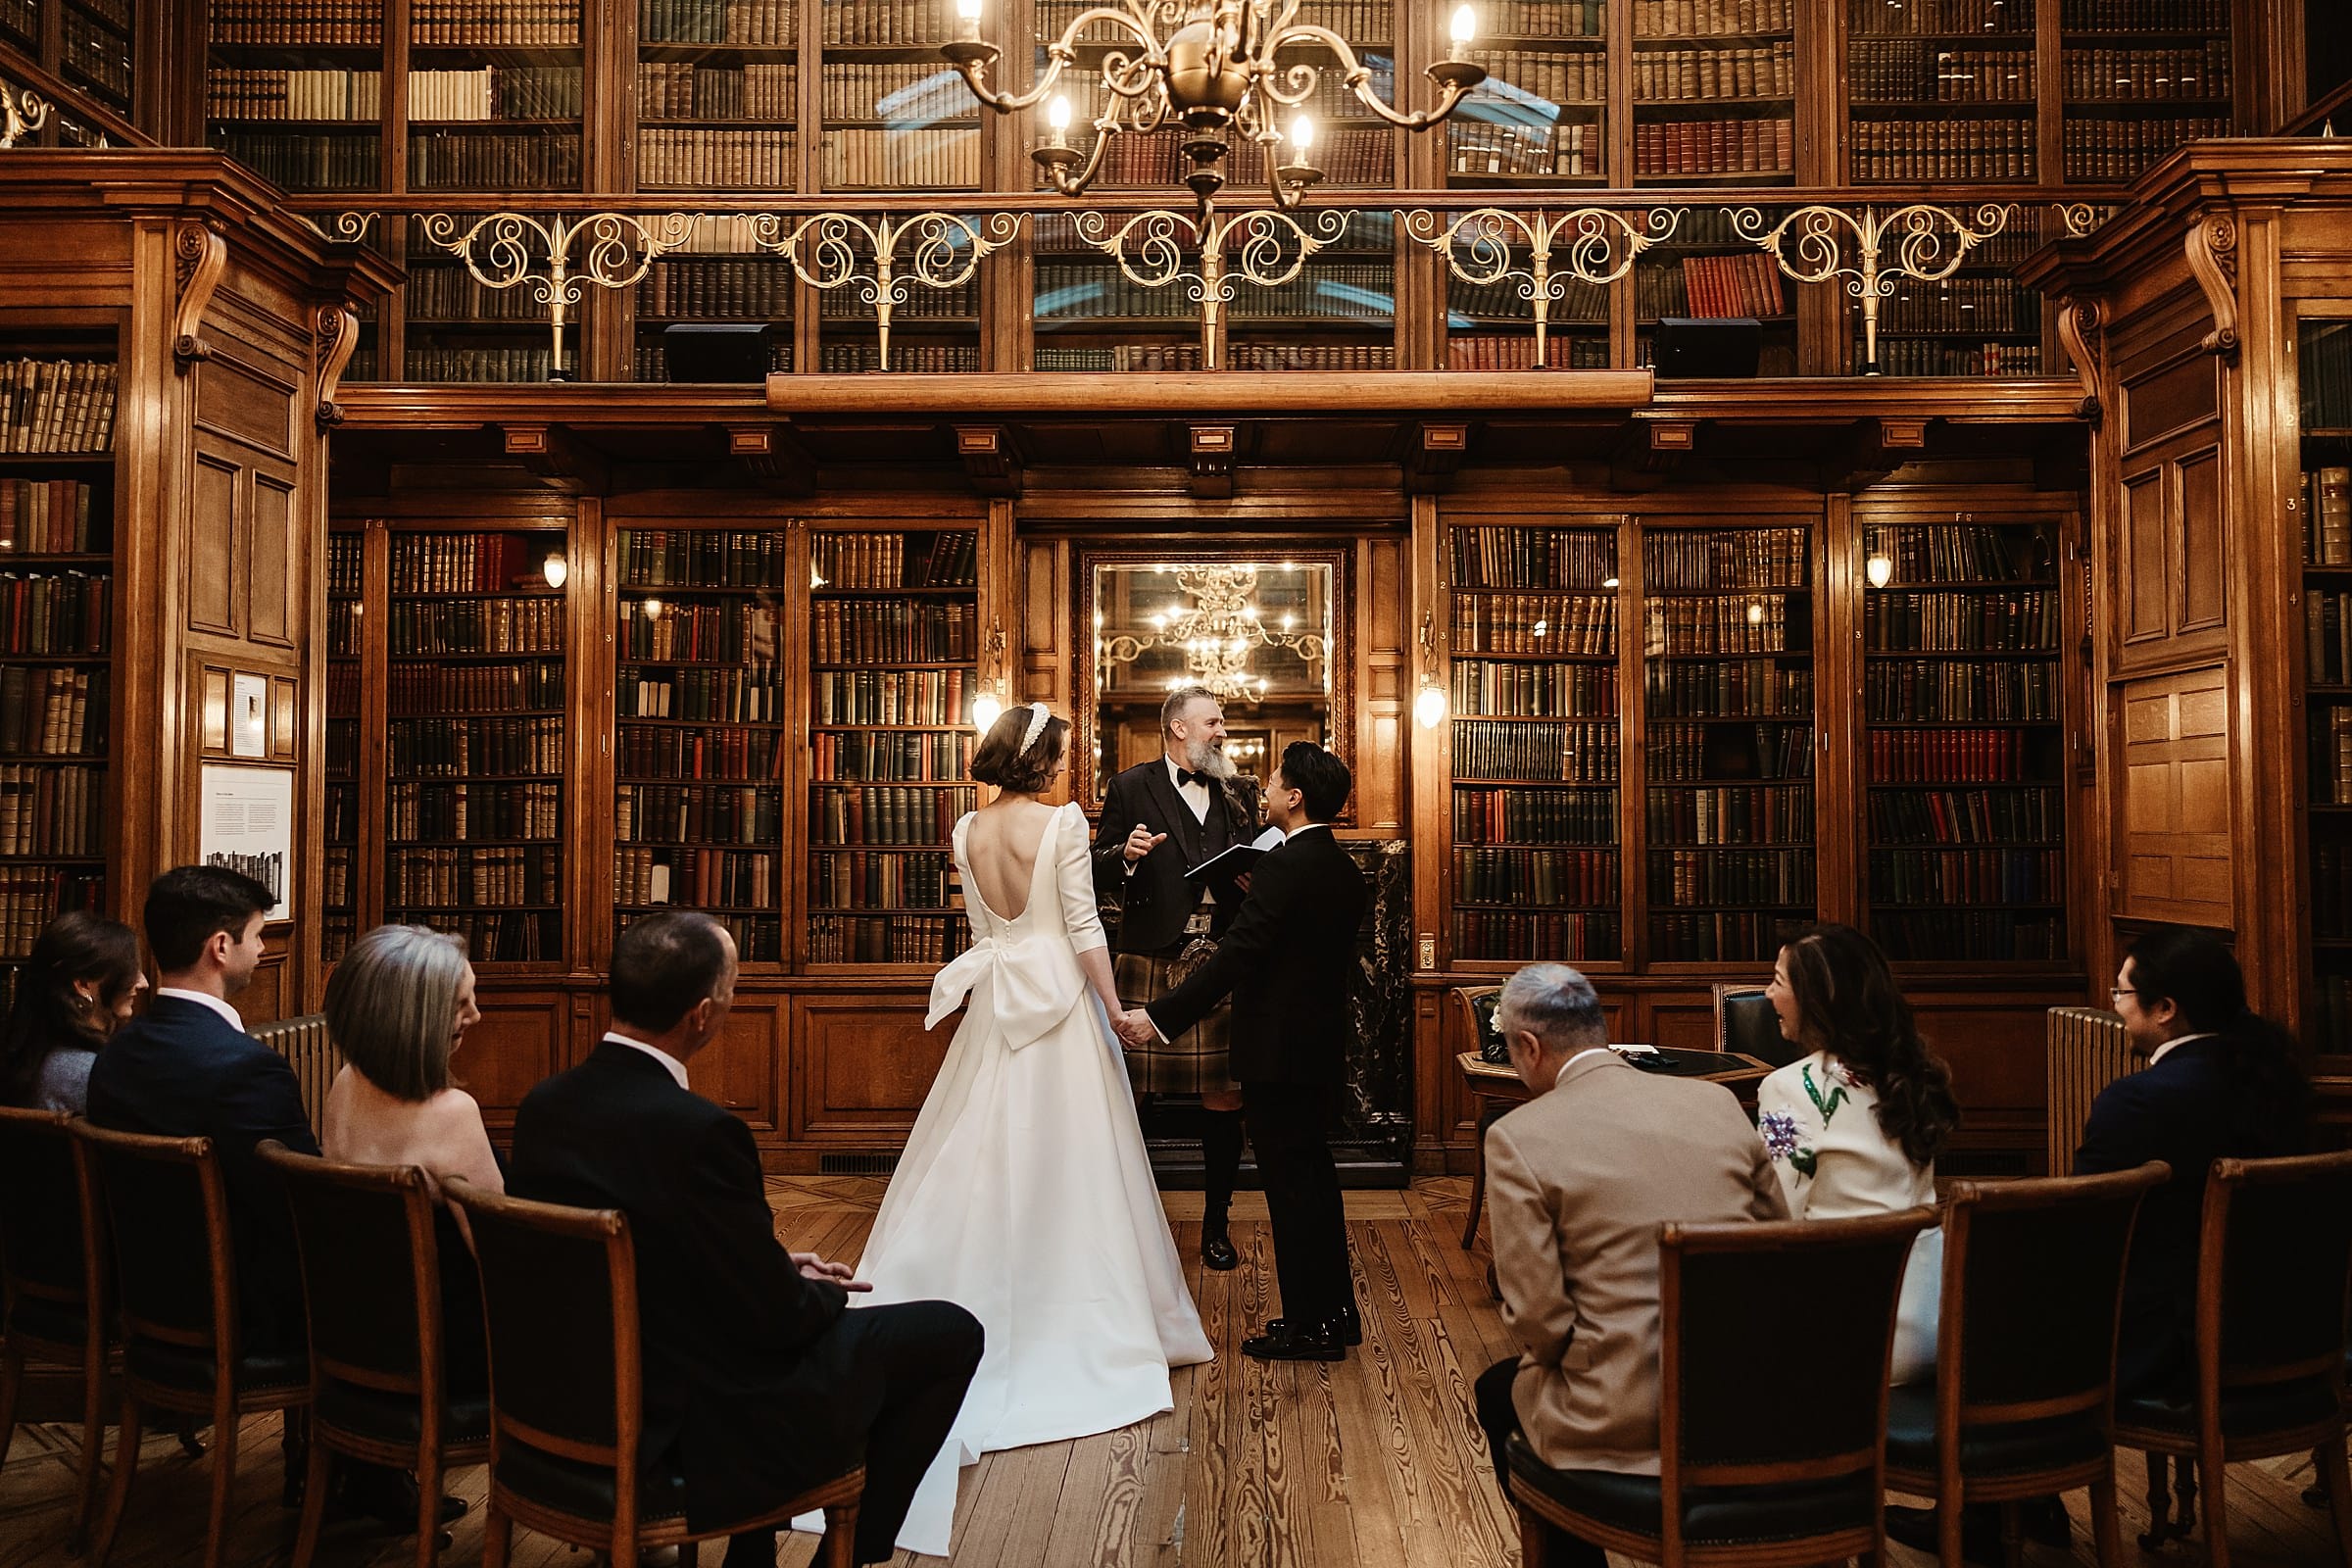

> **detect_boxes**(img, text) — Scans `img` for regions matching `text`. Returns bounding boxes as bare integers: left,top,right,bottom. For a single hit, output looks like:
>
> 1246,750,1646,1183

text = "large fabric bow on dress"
925,932,1085,1050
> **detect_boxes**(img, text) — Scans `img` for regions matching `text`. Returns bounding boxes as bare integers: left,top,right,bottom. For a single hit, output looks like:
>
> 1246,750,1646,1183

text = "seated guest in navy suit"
2076,925,2312,1397
508,910,983,1568
85,864,311,1352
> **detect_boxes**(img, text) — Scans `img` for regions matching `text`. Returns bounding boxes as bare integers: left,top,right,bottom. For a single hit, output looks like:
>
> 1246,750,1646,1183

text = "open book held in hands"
1184,826,1287,900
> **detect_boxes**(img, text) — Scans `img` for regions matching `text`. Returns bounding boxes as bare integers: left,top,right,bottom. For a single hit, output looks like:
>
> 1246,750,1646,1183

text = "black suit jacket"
507,1041,851,1527
84,994,319,1352
1144,825,1366,1085
1092,760,1258,956
2073,1037,2298,1398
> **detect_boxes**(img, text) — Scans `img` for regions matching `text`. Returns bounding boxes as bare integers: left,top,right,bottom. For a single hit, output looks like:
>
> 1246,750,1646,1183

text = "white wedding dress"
798,800,1212,1558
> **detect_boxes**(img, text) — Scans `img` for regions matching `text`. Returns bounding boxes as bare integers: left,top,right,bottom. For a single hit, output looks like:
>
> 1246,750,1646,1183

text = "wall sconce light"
972,616,1008,733
1865,552,1894,588
1414,611,1448,730
542,552,568,589
972,690,1004,734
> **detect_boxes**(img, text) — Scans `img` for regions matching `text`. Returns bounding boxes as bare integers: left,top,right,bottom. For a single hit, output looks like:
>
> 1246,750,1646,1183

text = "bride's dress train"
799,800,1211,1558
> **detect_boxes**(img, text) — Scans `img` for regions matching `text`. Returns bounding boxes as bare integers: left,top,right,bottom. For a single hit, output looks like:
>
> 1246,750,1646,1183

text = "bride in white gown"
803,702,1213,1558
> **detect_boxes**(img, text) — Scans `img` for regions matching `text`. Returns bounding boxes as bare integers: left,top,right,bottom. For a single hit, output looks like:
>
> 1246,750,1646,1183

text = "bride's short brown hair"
970,705,1069,793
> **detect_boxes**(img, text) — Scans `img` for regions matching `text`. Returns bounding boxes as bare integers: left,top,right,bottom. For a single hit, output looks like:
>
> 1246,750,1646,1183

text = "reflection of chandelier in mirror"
1099,564,1328,703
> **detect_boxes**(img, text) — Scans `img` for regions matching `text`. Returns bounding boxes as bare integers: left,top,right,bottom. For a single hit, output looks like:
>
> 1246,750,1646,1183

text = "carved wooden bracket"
172,220,227,371
724,422,815,496
315,305,359,430
500,422,609,494
2054,298,2104,427
1609,417,1695,490
2183,213,2240,364
953,425,1022,498
1400,421,1471,494
1186,423,1237,499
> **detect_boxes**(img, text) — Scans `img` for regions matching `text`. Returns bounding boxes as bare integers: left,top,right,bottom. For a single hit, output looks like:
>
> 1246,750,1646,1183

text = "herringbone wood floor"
1,1176,2339,1567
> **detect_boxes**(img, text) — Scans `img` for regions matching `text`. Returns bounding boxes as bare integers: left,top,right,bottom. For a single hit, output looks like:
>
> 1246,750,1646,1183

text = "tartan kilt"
1114,948,1236,1095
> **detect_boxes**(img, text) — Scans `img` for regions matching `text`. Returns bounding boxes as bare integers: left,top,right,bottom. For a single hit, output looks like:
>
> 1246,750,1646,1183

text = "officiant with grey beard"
1092,683,1261,1272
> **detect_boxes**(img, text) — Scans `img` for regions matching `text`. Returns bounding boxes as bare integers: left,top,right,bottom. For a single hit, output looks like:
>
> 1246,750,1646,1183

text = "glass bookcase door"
810,223,982,372
324,528,362,962
818,0,979,193
1447,521,1624,966
2298,312,2352,1050
2058,0,2229,185
637,0,799,191
805,527,980,967
60,0,136,123
382,528,567,965
1859,513,2067,963
630,217,795,381
614,527,791,964
208,0,386,191
1030,213,1200,372
1223,210,1396,372
405,0,585,192
1856,218,2045,377
396,218,571,383
1641,520,1816,964
1845,0,2036,187
1446,0,1607,188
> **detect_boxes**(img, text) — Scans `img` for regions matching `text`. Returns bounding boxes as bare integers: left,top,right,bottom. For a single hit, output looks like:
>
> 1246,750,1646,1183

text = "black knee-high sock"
1201,1109,1245,1240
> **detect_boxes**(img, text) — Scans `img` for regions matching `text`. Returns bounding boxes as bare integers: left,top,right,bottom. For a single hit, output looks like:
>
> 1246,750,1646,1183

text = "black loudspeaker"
662,322,776,383
1653,317,1762,378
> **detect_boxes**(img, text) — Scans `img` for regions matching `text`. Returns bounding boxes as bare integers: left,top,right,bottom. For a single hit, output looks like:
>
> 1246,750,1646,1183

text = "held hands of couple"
1109,1007,1159,1047
791,1250,872,1293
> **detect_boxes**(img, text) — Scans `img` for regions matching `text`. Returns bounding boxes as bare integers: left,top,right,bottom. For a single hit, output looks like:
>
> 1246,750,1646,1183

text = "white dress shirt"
157,986,245,1034
1165,756,1211,824
1555,1048,1611,1087
1285,820,1331,843
602,1029,689,1089
2147,1030,2217,1067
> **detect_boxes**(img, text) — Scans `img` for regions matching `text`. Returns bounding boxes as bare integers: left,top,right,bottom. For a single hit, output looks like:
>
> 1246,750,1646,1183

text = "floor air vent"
819,1152,902,1175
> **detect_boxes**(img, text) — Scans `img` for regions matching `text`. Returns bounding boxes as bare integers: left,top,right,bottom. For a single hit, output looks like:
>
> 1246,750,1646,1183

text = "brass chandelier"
1100,565,1329,703
944,0,1487,217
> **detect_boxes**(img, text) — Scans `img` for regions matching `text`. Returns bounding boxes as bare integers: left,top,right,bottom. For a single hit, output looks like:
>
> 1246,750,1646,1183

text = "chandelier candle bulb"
1450,4,1477,48
1291,115,1314,154
955,0,981,40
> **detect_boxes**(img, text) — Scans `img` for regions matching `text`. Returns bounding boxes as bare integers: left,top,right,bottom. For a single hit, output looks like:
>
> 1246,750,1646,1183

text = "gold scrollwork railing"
1401,207,1680,369
0,77,49,149
751,211,1021,369
1068,206,1351,370
1730,201,2013,375
416,211,698,379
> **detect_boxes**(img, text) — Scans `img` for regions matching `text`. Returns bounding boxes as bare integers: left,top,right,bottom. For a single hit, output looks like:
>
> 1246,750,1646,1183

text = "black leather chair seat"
1884,1384,2112,1475
317,1377,490,1447
126,1338,307,1396
1505,1434,1877,1544
4,1295,91,1351
498,1442,690,1525
2117,1377,2340,1440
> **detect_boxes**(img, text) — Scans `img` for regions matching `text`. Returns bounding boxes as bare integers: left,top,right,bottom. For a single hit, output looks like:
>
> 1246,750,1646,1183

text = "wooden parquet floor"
2,1175,2341,1567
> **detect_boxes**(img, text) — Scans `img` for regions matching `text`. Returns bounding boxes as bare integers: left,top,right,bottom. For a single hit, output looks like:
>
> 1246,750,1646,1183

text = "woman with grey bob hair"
319,923,505,1394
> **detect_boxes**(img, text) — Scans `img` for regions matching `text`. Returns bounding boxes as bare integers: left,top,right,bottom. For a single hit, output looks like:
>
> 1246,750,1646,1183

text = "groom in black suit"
1094,683,1261,1271
508,911,982,1566
1123,743,1367,1361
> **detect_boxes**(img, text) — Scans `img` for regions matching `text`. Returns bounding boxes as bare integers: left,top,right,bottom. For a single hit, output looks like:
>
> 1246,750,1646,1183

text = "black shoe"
1201,1230,1239,1271
2022,1494,2072,1549
1242,1320,1345,1361
1883,1504,2003,1567
1335,1304,1363,1346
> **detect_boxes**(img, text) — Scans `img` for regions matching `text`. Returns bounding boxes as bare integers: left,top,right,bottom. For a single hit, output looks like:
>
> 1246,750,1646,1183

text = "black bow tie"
1176,767,1214,789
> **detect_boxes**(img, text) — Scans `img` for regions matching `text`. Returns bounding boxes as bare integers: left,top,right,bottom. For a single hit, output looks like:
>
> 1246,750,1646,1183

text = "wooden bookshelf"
1641,519,1817,962
323,526,362,962
630,215,796,380
1846,0,2037,186
1446,519,1624,965
802,524,978,969
381,526,568,965
613,524,791,963
2059,0,2231,183
0,344,116,1010
637,0,799,191
1859,513,2069,964
1634,204,1795,373
1633,0,1797,186
207,0,386,191
2300,317,2352,1048
1446,0,1608,188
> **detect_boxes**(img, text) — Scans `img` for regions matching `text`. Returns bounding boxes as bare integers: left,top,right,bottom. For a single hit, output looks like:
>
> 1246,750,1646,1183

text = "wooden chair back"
73,1121,238,1372
1660,1206,1932,1561
0,1105,103,1348
1710,983,1799,1066
257,1142,440,1403
443,1177,643,1530
2200,1150,2352,1404
1937,1162,2169,1454
1451,985,1506,1062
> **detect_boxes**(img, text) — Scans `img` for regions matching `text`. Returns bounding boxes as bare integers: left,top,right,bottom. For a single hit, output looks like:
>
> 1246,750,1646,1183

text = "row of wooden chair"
1507,1150,2352,1568
0,1105,864,1568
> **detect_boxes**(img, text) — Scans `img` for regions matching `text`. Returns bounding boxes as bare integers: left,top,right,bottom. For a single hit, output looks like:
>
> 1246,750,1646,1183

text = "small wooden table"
1456,1048,1776,1252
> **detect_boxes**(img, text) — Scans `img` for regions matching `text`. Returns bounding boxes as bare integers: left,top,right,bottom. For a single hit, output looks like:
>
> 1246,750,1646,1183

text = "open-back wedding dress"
802,800,1212,1558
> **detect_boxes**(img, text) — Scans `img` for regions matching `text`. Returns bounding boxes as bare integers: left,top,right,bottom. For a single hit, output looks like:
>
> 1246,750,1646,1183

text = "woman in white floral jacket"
1758,922,1959,1384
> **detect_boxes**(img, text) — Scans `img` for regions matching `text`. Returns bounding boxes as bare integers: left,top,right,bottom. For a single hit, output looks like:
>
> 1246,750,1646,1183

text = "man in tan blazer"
1473,962,1787,1564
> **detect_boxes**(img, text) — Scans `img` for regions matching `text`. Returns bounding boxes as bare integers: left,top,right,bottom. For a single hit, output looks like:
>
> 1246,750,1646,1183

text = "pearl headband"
1020,702,1052,755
